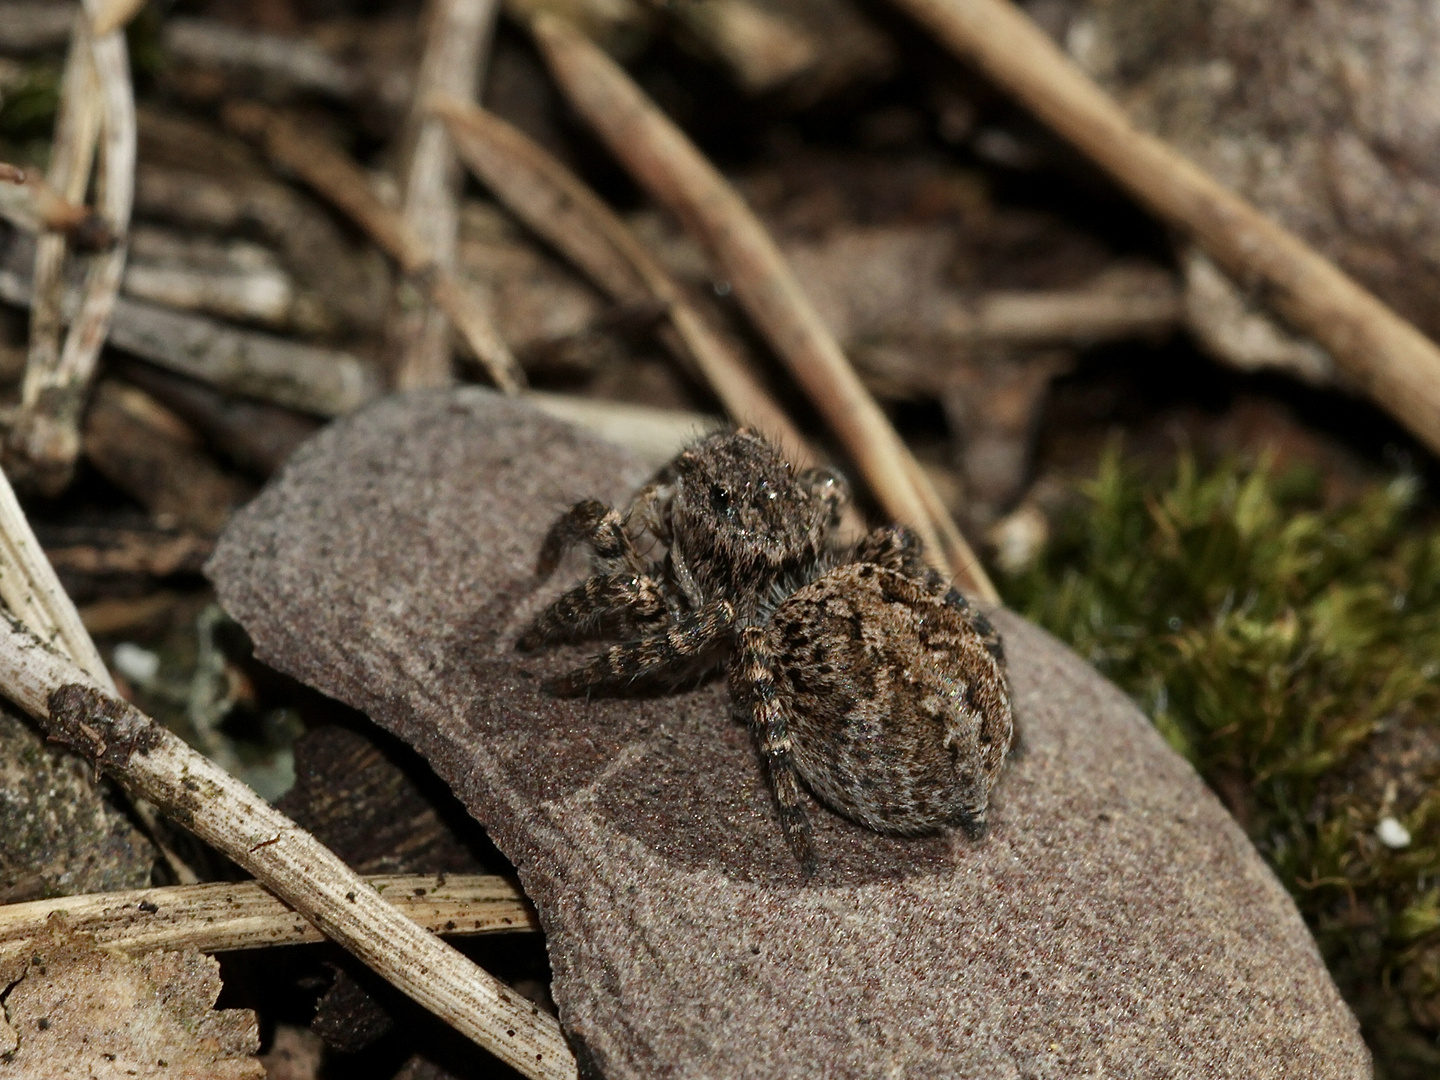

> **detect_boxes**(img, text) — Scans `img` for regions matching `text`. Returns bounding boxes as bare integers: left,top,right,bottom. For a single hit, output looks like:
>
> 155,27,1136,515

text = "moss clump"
1000,450,1440,1078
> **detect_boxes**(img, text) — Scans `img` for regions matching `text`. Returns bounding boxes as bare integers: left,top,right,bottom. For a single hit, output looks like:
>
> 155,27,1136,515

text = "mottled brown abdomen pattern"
764,564,1013,836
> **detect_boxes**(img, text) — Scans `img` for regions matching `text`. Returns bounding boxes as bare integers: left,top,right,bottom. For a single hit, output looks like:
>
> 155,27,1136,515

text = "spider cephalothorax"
518,429,1013,874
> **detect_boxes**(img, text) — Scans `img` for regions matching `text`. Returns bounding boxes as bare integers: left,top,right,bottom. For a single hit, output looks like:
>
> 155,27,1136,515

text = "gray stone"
208,388,1370,1079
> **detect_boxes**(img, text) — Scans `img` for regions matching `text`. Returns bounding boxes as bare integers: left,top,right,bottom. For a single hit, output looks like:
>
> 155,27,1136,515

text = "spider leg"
733,626,817,877
852,524,1005,663
535,499,647,579
544,599,736,695
797,465,851,532
517,572,667,651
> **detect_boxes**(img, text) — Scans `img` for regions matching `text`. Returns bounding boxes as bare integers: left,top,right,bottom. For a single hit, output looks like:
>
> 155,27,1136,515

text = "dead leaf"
0,920,261,1079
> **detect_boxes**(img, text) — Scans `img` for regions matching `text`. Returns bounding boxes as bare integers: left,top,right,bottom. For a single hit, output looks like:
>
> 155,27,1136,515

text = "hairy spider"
518,429,1013,874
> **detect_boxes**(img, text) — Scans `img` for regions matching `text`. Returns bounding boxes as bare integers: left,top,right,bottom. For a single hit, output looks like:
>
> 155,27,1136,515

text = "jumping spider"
518,430,1013,874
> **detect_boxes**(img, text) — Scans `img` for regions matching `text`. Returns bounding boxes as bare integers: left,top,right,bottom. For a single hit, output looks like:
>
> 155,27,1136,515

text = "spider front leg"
517,571,668,651
544,599,736,695
535,499,648,579
733,626,817,877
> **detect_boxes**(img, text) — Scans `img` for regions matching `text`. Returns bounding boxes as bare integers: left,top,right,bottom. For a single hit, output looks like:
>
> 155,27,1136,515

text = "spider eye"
709,484,733,515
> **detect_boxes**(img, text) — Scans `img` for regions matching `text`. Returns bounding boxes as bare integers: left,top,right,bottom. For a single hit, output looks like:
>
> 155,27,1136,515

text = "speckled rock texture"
208,389,1370,1079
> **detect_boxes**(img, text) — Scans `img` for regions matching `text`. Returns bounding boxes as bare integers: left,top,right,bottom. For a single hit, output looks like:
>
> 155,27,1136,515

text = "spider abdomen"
764,564,1013,836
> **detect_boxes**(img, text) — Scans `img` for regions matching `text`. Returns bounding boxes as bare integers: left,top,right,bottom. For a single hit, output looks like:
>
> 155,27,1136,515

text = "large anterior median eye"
710,483,733,516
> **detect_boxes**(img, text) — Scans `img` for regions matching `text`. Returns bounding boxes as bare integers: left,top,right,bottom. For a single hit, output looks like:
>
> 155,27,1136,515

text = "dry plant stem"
530,16,996,601
164,18,358,102
0,618,576,1080
12,5,135,496
436,100,813,465
21,17,100,442
0,469,110,686
392,0,500,389
0,262,379,418
892,0,1440,460
229,103,524,394
0,873,538,961
91,0,147,36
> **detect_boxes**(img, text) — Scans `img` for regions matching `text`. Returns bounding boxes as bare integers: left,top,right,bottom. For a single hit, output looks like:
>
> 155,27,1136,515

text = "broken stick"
0,873,538,962
391,0,501,389
224,101,526,394
436,98,814,465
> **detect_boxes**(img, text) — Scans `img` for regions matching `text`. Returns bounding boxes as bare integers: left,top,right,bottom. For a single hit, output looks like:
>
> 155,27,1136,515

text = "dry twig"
0,617,577,1080
0,468,109,686
391,0,500,389
436,99,814,463
0,873,538,962
890,0,1440,460
529,15,997,601
224,101,525,394
0,256,380,418
163,18,358,101
9,1,136,496
11,16,102,495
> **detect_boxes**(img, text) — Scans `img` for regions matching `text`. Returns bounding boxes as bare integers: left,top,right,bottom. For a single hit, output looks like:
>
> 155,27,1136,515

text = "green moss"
1000,449,1440,1078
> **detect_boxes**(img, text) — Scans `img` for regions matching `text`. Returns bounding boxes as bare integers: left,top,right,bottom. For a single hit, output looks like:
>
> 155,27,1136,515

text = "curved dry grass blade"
891,0,1440,461
0,873,538,960
224,101,525,394
528,15,997,601
0,617,577,1080
434,98,816,465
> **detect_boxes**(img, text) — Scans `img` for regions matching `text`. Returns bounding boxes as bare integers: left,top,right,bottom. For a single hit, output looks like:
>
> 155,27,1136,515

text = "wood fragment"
0,2,79,52
101,298,378,417
889,0,1440,461
78,591,185,636
0,873,539,962
82,380,252,536
224,101,525,394
116,360,320,476
42,527,212,578
0,249,381,418
529,15,997,600
0,621,577,1080
437,99,814,463
391,0,500,389
132,162,391,336
163,18,358,101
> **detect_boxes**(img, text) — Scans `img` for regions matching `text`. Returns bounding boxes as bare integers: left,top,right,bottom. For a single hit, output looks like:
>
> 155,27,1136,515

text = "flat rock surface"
208,388,1370,1079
